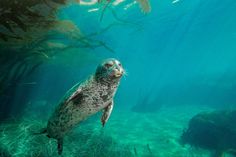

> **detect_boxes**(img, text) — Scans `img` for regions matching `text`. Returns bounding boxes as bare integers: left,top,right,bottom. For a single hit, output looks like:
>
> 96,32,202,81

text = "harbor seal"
40,58,124,155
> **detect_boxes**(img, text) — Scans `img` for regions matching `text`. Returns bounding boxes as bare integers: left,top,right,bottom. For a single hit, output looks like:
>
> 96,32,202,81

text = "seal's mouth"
96,58,124,81
112,69,123,78
114,72,122,78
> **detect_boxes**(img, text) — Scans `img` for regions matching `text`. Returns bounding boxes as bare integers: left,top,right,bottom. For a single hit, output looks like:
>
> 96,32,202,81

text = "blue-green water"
0,0,236,156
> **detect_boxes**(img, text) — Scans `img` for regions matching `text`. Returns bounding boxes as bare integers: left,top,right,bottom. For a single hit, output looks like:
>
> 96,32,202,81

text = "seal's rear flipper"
57,138,63,155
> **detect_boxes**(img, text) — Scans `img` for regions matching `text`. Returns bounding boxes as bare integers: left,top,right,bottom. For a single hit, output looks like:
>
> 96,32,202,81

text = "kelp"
0,0,150,42
0,0,149,120
0,119,135,156
0,0,67,42
0,16,115,120
0,45,49,120
0,0,59,115
136,0,151,13
81,0,151,19
0,16,117,96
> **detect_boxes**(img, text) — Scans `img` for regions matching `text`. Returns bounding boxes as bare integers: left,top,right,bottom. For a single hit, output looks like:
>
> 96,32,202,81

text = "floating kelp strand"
8,60,29,84
22,8,43,18
1,13,27,32
25,61,43,77
0,0,66,42
99,0,112,21
91,40,115,53
1,20,14,33
42,0,63,10
135,0,151,13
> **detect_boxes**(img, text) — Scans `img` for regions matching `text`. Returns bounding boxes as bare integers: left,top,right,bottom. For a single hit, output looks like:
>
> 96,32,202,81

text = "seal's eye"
118,63,122,66
104,62,113,68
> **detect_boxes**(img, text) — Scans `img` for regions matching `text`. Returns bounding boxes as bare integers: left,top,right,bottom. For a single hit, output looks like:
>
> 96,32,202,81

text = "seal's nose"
114,67,123,78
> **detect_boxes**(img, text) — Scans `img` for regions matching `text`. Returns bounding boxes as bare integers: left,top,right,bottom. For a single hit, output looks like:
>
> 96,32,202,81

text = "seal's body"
43,58,124,154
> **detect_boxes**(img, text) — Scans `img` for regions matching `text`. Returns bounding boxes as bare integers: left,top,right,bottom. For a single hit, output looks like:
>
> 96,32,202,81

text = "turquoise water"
1,0,236,156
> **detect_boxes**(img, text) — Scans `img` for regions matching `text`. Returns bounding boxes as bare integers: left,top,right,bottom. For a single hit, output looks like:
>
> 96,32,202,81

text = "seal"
39,58,124,155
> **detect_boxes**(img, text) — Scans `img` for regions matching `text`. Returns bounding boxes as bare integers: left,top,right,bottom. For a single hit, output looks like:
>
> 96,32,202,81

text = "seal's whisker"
123,75,127,81
123,68,128,76
121,69,128,81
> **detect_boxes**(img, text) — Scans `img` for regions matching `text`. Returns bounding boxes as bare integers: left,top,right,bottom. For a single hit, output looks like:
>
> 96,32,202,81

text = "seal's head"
95,58,124,84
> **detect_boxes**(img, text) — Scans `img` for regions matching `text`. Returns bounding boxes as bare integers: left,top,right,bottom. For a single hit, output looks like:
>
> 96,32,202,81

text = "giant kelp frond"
79,0,151,14
53,20,83,39
0,16,116,103
0,0,149,42
136,0,151,13
0,0,67,42
0,0,145,120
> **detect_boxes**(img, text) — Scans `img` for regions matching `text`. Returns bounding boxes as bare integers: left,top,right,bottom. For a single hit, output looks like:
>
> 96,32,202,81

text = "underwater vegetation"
0,0,67,42
0,0,76,119
0,119,136,157
136,0,151,13
0,0,151,120
181,110,236,157
0,0,127,48
0,0,150,42
0,104,214,157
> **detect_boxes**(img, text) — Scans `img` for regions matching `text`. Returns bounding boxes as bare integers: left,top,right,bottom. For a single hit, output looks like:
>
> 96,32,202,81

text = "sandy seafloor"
1,104,231,157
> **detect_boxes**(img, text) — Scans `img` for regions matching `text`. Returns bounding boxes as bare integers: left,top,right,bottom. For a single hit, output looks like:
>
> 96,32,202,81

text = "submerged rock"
181,110,236,157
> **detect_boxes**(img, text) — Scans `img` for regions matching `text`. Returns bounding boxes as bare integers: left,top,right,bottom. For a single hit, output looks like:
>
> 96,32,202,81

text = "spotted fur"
44,58,124,155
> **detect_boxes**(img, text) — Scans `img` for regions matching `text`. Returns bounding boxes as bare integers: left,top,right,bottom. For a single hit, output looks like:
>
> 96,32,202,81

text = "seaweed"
0,16,118,120
0,0,147,120
136,0,151,13
0,0,74,43
0,119,135,157
0,0,149,42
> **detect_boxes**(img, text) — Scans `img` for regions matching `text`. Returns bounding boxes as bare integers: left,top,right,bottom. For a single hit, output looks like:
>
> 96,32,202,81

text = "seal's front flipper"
101,101,114,127
57,138,63,155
